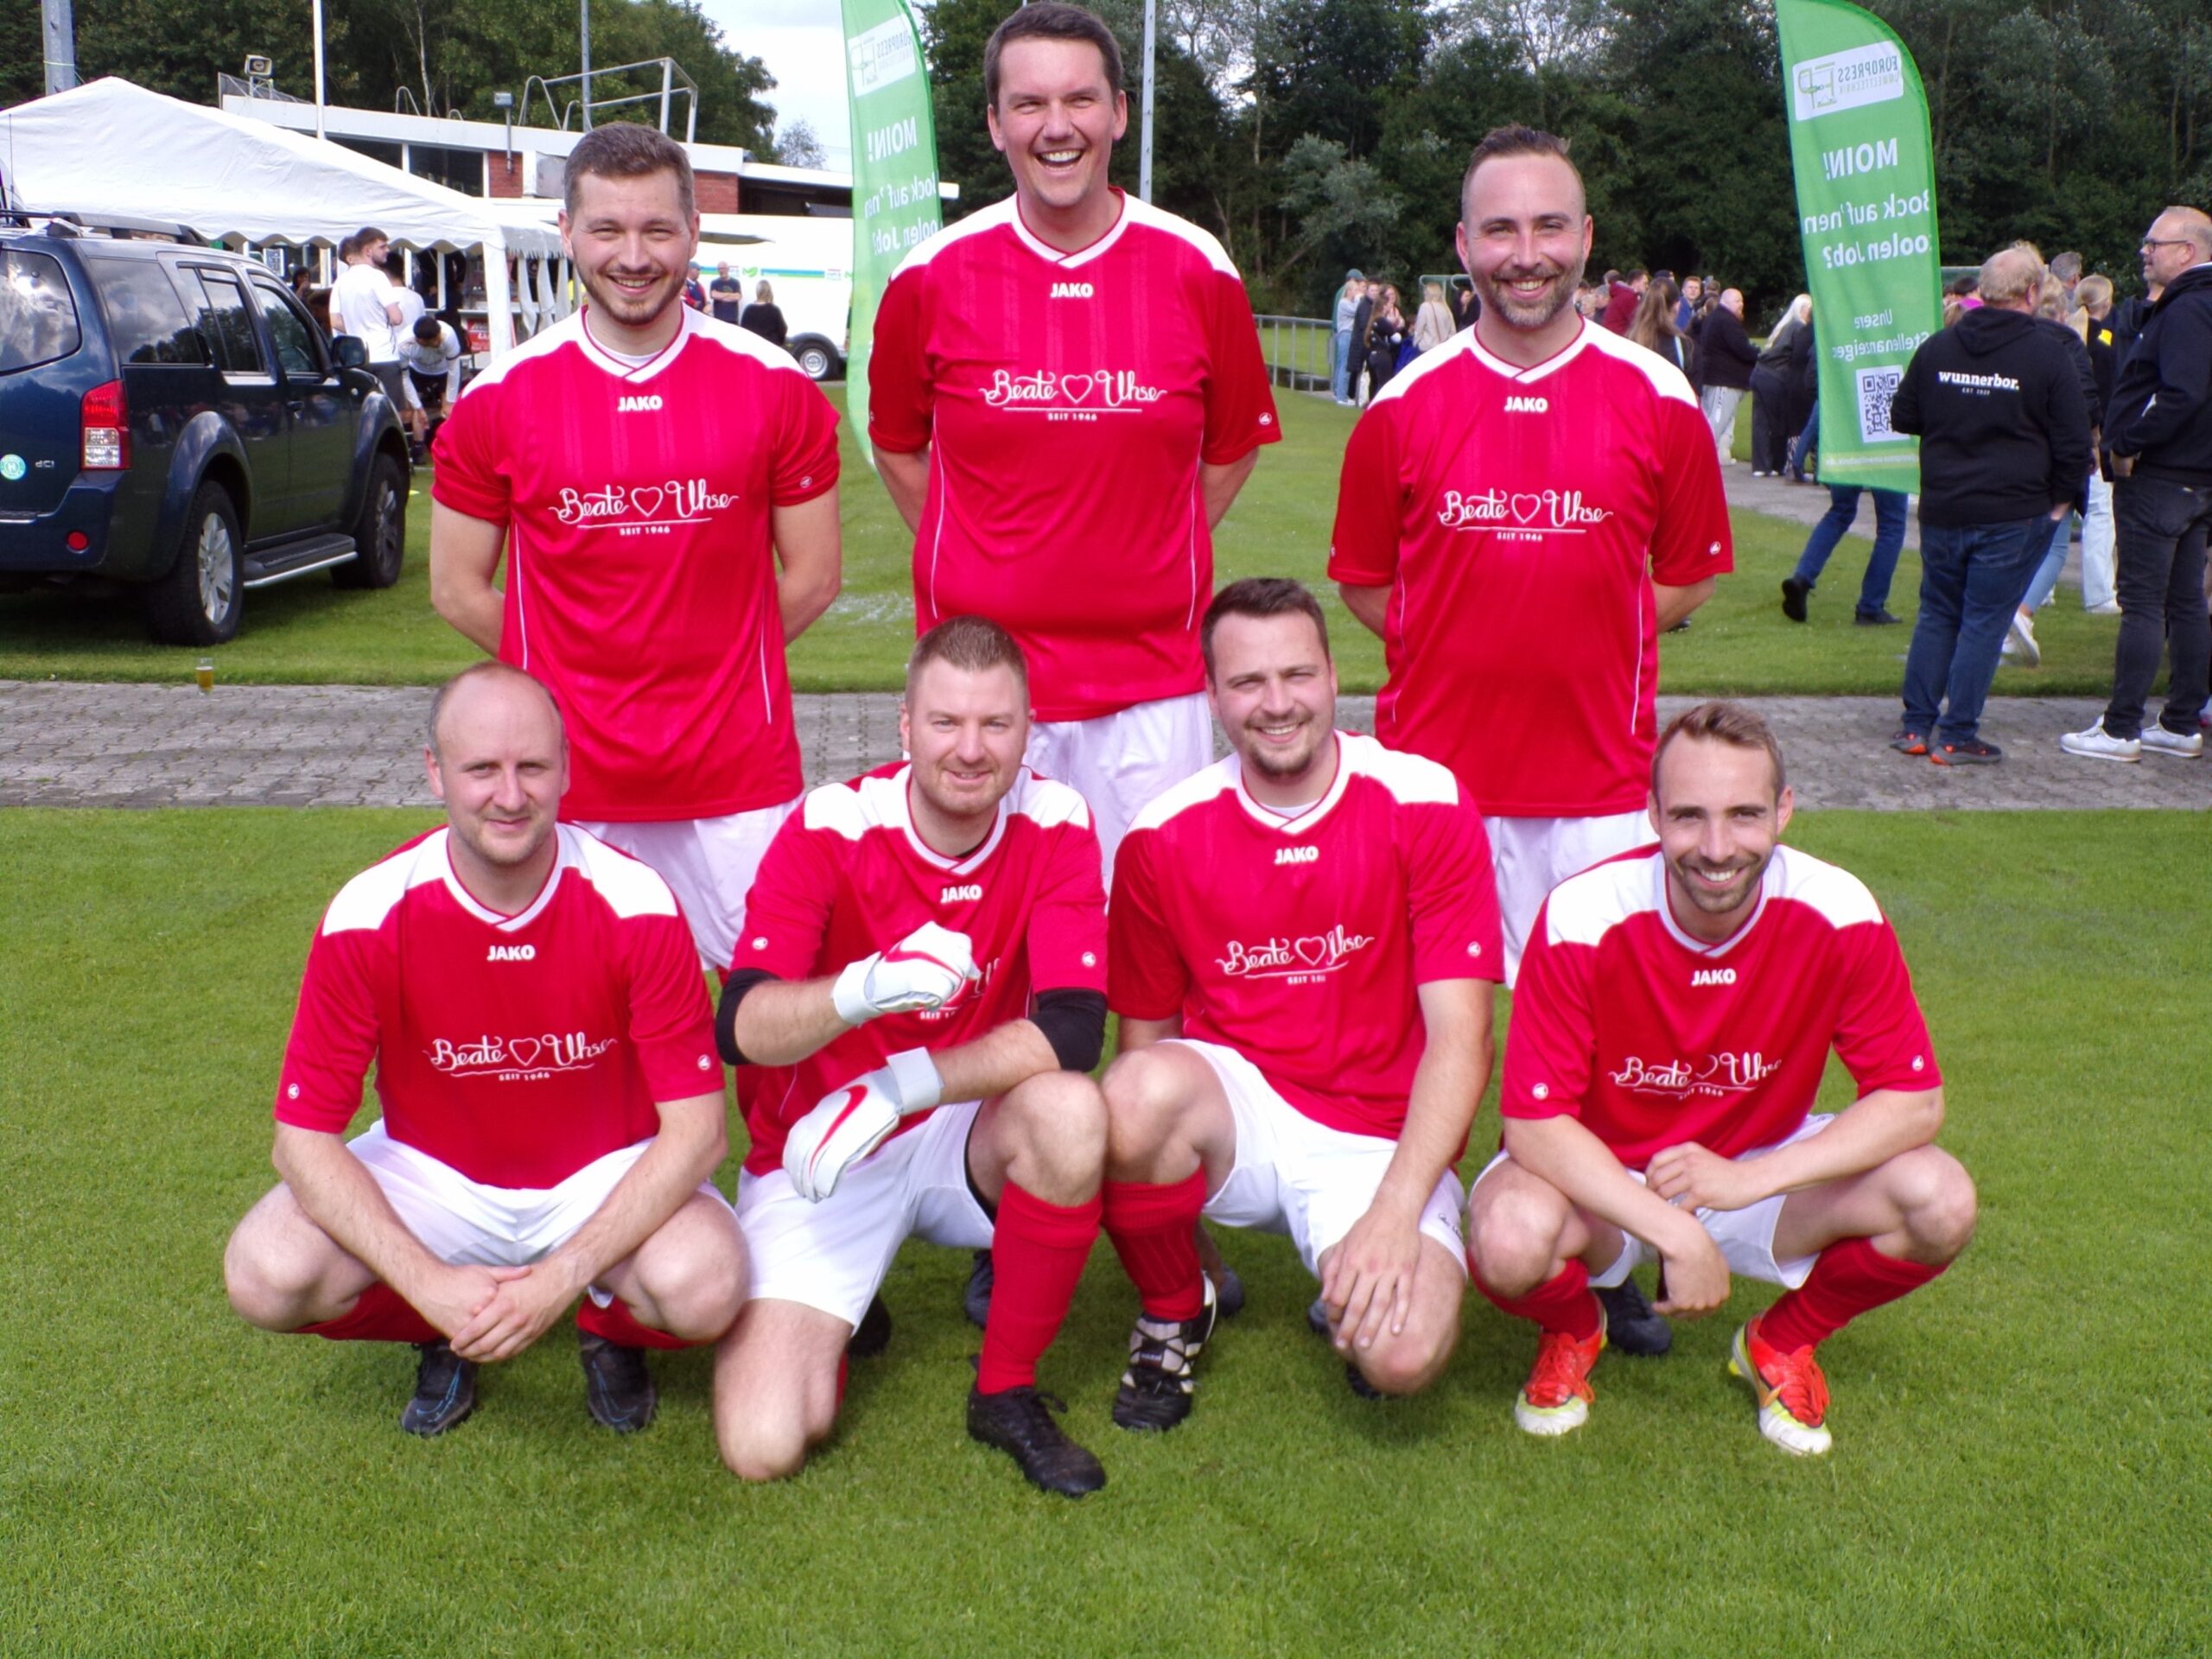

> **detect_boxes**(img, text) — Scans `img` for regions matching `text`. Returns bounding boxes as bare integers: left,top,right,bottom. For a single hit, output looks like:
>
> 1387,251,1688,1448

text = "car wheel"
334,452,407,589
146,481,243,645
794,340,838,382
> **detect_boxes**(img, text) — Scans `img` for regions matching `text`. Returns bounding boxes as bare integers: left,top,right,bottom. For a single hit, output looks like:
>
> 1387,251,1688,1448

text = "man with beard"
1329,124,1728,1355
1466,702,1974,1456
223,664,747,1436
1096,580,1501,1426
429,124,842,972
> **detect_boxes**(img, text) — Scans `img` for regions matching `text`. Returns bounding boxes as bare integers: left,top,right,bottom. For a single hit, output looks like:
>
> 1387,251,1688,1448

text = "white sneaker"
2086,600,2122,616
2059,721,2140,762
2007,610,2040,667
2140,723,2205,759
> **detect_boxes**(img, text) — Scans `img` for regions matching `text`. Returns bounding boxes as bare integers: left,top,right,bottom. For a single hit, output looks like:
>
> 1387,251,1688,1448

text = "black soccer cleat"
1111,1277,1218,1432
849,1293,893,1359
400,1339,477,1437
1211,1264,1247,1320
1306,1295,1332,1338
578,1329,658,1433
967,1385,1106,1497
963,1249,994,1330
1595,1275,1673,1357
1344,1361,1384,1400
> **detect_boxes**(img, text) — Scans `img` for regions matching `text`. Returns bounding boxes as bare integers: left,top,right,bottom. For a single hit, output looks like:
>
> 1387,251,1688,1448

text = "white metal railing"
1254,313,1335,395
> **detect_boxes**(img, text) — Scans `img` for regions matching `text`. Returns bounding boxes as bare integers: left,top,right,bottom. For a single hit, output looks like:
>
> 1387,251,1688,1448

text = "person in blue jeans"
1897,514,2063,760
1780,486,1907,625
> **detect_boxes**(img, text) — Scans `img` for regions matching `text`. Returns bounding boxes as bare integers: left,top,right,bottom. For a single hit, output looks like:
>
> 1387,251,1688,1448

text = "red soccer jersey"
733,765,1108,1176
432,307,839,822
1109,734,1503,1140
869,192,1281,721
274,825,721,1189
1327,321,1732,817
1501,843,1941,1168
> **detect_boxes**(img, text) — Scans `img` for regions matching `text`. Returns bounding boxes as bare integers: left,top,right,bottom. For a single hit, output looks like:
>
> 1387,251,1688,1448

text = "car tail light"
82,379,129,470
66,531,90,551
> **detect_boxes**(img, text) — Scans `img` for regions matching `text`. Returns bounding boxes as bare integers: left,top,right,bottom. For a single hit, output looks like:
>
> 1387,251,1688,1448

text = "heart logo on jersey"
628,486,664,519
508,1038,543,1067
1294,936,1332,967
1510,493,1544,524
1058,373,1096,405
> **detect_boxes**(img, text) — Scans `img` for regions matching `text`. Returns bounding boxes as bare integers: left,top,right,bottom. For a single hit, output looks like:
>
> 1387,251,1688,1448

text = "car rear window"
83,256,211,366
0,247,82,374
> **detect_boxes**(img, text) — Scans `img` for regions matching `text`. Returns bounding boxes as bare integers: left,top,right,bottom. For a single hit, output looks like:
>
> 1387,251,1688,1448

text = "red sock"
1758,1236,1947,1352
1102,1171,1208,1322
976,1184,1103,1395
298,1281,442,1344
1473,1259,1602,1340
576,1295,695,1352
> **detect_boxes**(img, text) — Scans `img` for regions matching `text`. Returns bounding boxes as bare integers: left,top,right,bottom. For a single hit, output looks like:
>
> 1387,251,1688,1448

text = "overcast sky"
698,0,856,165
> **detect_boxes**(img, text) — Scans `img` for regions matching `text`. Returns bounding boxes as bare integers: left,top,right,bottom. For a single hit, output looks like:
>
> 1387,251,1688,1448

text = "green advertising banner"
842,0,944,464
1775,0,1942,493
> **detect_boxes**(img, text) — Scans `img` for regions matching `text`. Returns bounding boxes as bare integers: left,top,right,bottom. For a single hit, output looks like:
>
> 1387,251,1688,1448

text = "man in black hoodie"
1697,289,1758,461
1889,246,2092,764
2060,207,2212,761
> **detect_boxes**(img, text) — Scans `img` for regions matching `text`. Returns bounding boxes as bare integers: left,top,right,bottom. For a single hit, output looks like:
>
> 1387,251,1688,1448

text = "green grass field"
3,807,2204,1657
0,389,2126,696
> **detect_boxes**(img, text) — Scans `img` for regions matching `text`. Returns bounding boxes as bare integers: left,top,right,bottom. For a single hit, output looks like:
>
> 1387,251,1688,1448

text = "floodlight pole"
580,0,594,130
1138,0,1155,202
41,0,79,95
311,0,327,139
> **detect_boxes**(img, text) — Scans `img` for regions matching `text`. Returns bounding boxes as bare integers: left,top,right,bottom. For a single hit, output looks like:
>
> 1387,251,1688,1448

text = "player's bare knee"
1468,1188,1564,1296
1101,1049,1189,1169
1900,1149,1977,1261
718,1414,814,1483
222,1209,318,1328
1358,1323,1454,1396
1007,1070,1108,1186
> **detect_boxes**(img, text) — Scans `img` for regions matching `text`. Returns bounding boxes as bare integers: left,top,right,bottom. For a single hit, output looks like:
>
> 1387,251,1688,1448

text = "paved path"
3,682,2201,810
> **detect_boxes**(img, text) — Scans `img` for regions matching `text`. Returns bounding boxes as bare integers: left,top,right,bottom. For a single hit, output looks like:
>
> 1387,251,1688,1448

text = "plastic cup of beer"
194,657,214,694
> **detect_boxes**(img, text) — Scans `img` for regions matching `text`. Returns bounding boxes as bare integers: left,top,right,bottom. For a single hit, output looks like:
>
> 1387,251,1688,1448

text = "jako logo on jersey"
1691,967,1736,987
554,479,738,526
1437,487,1612,532
1504,395,1549,413
616,394,664,412
1217,925,1374,980
486,944,537,962
1608,1051,1781,1096
982,369,1165,411
940,883,983,903
1050,282,1094,298
1274,846,1319,866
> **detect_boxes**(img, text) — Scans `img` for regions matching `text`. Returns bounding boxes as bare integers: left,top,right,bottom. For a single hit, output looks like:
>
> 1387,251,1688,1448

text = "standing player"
430,123,841,970
713,618,1114,1497
222,664,747,1436
1097,580,1501,1423
1468,702,1975,1455
868,2,1281,874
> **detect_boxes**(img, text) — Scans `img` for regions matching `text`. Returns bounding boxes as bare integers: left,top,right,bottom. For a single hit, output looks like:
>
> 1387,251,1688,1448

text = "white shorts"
1172,1039,1467,1280
347,1120,734,1306
1026,690,1213,885
1483,809,1649,986
575,798,798,971
735,1101,994,1328
1471,1114,1833,1291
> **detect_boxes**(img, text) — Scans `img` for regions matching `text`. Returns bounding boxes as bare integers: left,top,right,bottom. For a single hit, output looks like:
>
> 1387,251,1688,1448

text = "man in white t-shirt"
331,227,406,405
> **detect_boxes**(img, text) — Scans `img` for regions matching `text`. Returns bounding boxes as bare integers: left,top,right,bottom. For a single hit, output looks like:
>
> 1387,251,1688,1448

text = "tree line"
7,0,2206,321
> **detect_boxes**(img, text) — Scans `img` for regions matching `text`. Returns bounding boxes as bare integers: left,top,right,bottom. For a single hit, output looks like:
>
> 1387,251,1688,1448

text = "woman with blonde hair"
1412,279,1455,353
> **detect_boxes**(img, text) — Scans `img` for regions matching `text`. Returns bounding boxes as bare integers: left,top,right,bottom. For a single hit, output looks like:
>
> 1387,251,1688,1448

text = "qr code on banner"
1857,365,1909,442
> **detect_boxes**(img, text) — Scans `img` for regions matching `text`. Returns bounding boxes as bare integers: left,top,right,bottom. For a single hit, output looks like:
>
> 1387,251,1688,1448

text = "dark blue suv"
0,218,411,644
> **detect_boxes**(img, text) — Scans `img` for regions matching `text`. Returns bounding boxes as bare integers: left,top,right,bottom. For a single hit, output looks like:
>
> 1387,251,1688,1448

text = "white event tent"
0,78,568,353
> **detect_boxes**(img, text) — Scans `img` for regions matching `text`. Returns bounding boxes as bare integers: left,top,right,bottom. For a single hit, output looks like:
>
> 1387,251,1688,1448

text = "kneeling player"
713,618,1112,1497
1099,579,1502,1423
224,664,747,1435
1469,701,1975,1455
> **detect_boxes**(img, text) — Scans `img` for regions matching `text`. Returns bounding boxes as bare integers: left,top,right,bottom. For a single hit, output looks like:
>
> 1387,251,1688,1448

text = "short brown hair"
1201,578,1330,677
985,3,1124,109
564,123,696,220
906,614,1030,699
1460,124,1580,220
1651,700,1786,798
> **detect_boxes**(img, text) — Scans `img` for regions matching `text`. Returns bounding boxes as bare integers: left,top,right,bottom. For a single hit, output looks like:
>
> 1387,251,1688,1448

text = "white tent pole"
484,238,515,353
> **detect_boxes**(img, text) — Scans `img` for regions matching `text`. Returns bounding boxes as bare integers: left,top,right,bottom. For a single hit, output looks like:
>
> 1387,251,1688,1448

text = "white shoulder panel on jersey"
1769,844,1884,930
323,830,449,935
1126,757,1240,836
800,773,883,842
1338,732,1459,805
448,310,589,403
567,824,683,920
1009,768,1094,831
1542,849,1661,950
687,307,818,377
1119,194,1241,278
1365,327,1478,410
1578,323,1700,410
891,195,1020,281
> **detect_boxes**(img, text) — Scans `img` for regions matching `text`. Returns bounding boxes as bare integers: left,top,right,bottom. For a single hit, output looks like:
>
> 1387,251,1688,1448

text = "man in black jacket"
1698,289,1758,461
1889,246,2092,764
2061,207,2212,761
